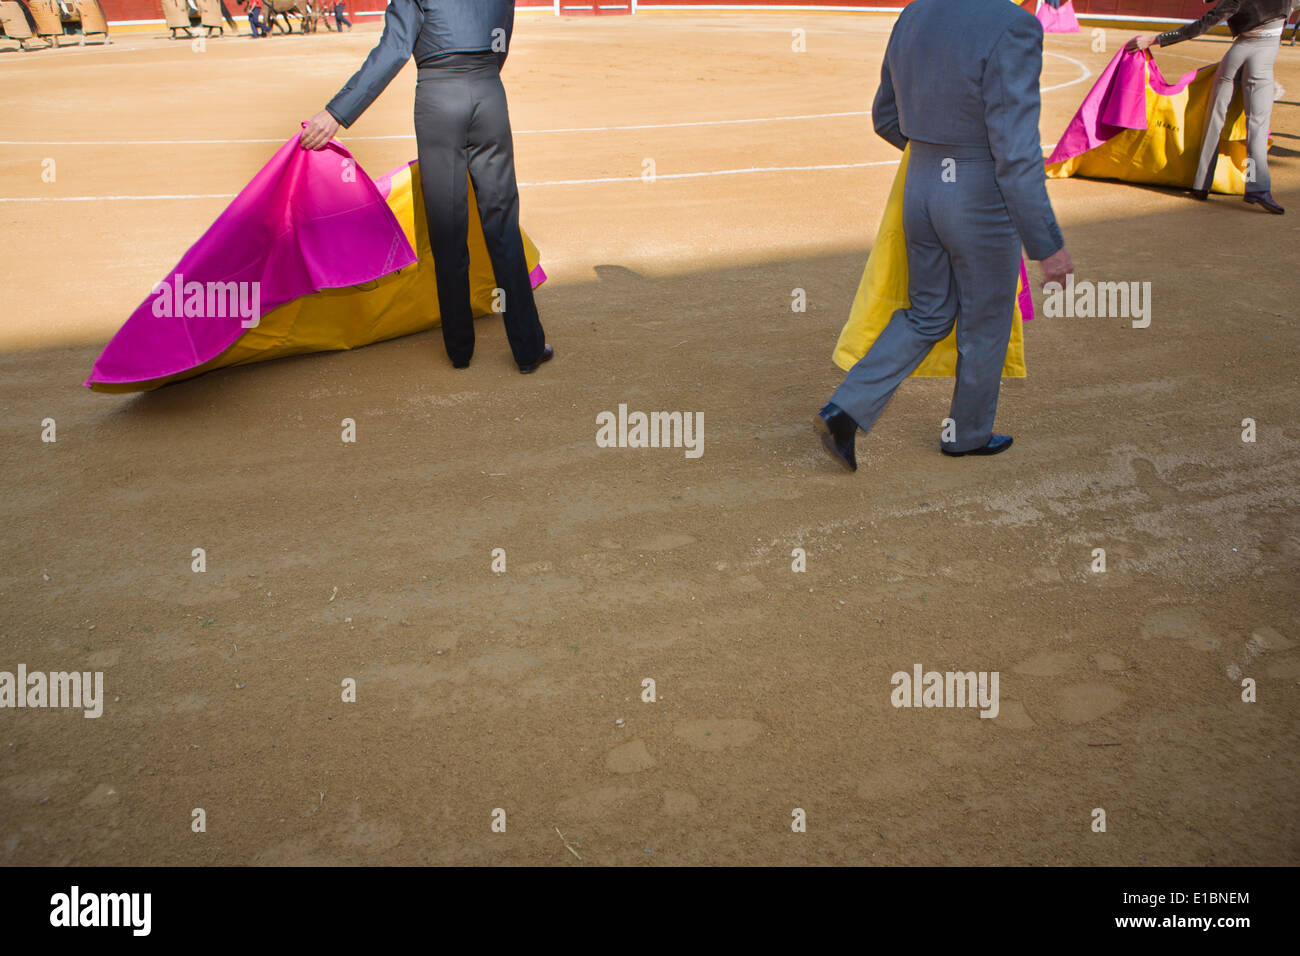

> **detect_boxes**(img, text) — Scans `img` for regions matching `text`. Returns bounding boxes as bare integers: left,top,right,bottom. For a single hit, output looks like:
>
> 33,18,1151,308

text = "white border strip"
0,110,873,146
0,143,1061,200
0,193,238,202
521,157,901,186
0,162,901,201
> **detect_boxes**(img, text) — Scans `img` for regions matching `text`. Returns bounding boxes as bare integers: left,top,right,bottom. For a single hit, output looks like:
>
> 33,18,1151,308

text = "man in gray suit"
300,1,553,374
816,0,1073,471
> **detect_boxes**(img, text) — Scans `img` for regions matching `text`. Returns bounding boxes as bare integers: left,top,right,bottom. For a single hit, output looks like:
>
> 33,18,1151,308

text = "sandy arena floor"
0,13,1297,865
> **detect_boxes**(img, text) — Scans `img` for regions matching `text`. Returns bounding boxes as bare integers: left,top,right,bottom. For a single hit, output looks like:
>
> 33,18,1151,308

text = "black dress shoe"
814,402,858,472
452,360,470,370
1244,191,1285,214
941,433,1013,457
1189,187,1209,201
519,344,554,374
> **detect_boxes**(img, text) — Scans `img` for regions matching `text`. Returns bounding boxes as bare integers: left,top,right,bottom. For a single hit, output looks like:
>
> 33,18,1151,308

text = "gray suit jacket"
326,0,516,129
873,0,1064,260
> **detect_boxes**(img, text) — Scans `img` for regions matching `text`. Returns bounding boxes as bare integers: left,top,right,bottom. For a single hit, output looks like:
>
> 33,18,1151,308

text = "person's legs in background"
1192,41,1249,193
1241,35,1282,208
464,64,547,369
415,71,477,367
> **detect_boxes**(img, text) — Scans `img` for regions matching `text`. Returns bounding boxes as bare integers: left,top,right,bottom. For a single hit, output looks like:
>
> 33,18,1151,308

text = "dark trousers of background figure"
247,6,265,36
413,54,546,368
334,2,349,28
830,143,1021,453
1194,30,1282,194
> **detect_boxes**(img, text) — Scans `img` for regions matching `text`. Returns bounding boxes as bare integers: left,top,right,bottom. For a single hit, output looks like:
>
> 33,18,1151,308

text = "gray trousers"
413,54,546,367
1193,29,1281,194
831,143,1021,453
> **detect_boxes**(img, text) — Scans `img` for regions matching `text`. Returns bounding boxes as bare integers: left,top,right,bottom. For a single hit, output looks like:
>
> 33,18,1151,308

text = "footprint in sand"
1245,626,1293,656
341,819,403,852
1141,608,1220,651
993,699,1036,729
1093,653,1125,672
86,649,121,669
1229,626,1295,682
642,533,696,552
1130,457,1181,507
79,783,120,810
661,791,700,816
556,786,637,819
167,692,210,715
1053,683,1126,723
674,718,763,752
605,739,656,774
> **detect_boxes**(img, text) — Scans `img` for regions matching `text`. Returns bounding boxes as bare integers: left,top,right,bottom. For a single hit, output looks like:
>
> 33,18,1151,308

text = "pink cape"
1036,1,1080,33
1018,260,1035,322
85,135,418,388
1046,49,1198,166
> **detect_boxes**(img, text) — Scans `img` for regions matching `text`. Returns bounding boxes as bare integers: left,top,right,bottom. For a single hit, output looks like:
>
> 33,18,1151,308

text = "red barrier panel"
90,0,1217,29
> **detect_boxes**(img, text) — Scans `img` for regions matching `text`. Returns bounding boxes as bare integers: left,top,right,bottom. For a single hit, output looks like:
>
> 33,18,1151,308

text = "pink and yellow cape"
86,135,545,393
1046,49,1258,195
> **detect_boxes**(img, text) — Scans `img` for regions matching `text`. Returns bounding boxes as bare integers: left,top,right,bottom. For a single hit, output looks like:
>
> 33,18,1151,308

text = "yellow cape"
92,164,542,393
832,147,1028,377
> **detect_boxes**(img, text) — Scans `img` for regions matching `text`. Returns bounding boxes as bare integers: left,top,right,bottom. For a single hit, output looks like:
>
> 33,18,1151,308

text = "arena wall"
79,0,1224,33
